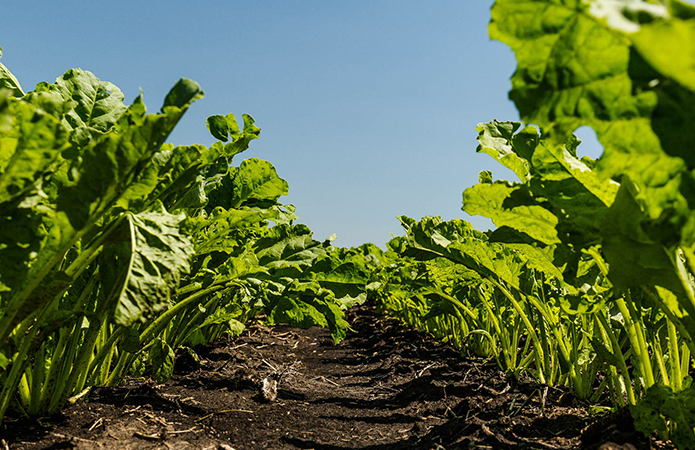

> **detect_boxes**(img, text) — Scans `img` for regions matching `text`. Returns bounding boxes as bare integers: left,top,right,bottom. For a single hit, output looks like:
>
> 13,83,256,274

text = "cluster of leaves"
0,55,368,422
370,1,695,447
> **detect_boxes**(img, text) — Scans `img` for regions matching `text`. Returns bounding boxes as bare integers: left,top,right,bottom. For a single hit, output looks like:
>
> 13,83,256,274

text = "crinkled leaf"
185,207,278,256
207,114,230,141
56,92,200,229
308,258,368,309
254,224,327,278
463,182,561,245
100,202,194,327
0,97,68,204
490,0,663,172
230,158,289,208
529,140,619,247
119,144,217,212
211,113,260,162
266,280,349,344
476,120,536,181
49,69,127,133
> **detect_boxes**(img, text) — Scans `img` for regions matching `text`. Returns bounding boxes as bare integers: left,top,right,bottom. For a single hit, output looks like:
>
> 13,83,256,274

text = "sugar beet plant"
371,1,695,447
0,55,368,422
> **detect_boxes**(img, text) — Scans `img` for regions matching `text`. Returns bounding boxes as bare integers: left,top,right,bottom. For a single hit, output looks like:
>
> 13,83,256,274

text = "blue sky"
1,1,601,248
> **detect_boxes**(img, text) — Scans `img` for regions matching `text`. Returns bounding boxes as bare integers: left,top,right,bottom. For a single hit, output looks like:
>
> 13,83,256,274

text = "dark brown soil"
1,305,673,450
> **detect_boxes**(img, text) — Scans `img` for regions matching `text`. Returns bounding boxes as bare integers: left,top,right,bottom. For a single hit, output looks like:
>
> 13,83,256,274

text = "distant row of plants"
0,56,370,422
369,1,695,448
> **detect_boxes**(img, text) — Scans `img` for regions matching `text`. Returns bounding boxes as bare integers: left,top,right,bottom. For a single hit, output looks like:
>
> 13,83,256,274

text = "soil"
1,305,674,450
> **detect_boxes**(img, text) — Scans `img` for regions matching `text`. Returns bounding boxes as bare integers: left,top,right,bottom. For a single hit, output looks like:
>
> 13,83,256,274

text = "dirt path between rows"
2,305,670,449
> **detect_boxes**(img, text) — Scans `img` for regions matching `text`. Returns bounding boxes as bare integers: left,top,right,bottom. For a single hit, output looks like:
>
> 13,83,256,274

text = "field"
3,1,695,449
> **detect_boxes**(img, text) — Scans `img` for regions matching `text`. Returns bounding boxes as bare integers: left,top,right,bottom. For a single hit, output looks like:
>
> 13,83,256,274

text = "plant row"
0,59,370,423
368,1,695,448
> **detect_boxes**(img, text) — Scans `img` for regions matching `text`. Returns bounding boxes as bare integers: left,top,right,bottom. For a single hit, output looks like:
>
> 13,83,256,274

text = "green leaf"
49,69,128,133
0,50,24,97
206,114,229,141
475,120,533,181
185,207,277,256
162,78,203,110
632,21,695,92
463,182,561,245
100,202,194,327
308,258,369,309
212,113,260,162
529,139,619,247
266,280,349,344
120,327,142,353
267,295,328,330
601,179,688,303
230,158,289,208
631,384,695,450
120,144,217,212
254,224,326,278
0,97,69,204
490,0,663,173
56,91,201,229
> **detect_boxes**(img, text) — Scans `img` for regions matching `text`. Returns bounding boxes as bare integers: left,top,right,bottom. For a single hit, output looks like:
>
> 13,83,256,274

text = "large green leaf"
307,250,371,309
490,0,663,170
266,280,349,344
254,224,327,278
529,139,619,247
601,179,686,301
229,158,289,209
100,202,194,327
0,96,68,205
186,207,278,256
463,181,561,245
47,69,128,133
56,81,202,230
119,144,216,212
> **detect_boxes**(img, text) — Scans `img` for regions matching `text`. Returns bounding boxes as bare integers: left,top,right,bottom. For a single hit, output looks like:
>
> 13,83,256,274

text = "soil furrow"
2,305,669,449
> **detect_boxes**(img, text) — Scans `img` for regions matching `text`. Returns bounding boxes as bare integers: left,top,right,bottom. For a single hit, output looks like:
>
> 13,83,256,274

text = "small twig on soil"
88,417,105,432
262,358,278,372
133,431,160,441
168,426,199,435
311,376,340,387
417,363,436,377
123,405,142,414
194,409,254,423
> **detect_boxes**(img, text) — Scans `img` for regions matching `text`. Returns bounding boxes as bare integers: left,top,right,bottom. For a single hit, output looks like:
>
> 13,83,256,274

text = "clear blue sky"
1,1,601,248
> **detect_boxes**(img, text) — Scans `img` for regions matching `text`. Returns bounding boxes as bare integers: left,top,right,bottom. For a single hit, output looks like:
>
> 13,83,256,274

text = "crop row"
0,63,371,423
369,1,695,448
